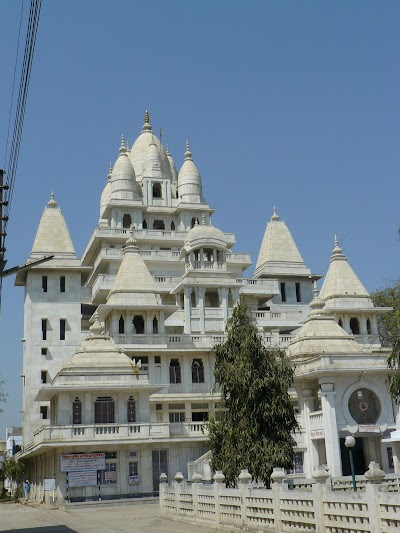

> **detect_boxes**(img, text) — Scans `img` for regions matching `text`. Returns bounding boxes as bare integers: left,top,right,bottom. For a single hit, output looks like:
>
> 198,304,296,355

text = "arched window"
122,214,132,229
132,315,145,334
153,220,165,230
171,221,175,231
153,316,158,334
350,317,360,335
119,315,125,334
338,318,343,328
366,319,372,335
152,183,162,198
191,217,199,228
192,359,205,384
191,290,196,307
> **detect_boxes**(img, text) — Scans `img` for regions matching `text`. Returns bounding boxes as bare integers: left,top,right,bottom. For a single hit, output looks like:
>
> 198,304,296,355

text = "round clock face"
348,388,381,424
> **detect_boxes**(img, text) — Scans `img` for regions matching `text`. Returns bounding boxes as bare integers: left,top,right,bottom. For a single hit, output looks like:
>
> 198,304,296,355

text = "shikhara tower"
15,112,397,502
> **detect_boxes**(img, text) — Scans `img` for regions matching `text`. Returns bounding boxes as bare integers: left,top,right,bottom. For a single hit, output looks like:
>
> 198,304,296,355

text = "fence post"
213,471,225,527
312,467,330,533
238,469,252,528
174,472,184,517
191,473,203,520
271,467,286,533
159,473,168,514
365,462,385,533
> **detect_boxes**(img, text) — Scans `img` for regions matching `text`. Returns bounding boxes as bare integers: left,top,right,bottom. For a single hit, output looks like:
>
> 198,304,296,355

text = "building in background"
15,112,396,502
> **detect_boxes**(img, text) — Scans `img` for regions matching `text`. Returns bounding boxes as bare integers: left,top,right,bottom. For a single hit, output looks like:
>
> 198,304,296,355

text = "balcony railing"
309,410,324,430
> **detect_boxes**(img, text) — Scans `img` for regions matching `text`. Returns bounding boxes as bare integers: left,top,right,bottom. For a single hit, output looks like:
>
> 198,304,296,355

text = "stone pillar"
238,469,251,526
301,388,319,477
365,462,385,532
319,377,342,476
221,288,228,324
271,468,285,533
312,467,330,533
191,473,202,518
213,471,225,525
198,288,205,334
184,287,191,334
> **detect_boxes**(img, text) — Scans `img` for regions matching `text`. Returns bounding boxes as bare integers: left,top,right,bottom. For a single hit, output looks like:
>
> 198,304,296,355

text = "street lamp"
344,436,357,492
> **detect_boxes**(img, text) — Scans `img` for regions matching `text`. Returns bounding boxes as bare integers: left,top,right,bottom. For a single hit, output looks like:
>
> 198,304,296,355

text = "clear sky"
0,1,399,438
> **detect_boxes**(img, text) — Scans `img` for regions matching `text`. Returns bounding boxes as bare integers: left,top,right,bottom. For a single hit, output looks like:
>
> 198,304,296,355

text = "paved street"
0,502,217,533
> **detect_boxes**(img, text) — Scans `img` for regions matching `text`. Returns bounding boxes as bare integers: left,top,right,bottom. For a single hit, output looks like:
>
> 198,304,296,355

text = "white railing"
160,466,400,532
309,410,323,430
254,310,303,320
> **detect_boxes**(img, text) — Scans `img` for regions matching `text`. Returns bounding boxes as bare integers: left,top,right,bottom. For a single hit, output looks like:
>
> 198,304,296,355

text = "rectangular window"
41,347,47,356
127,400,136,423
60,319,66,341
169,412,185,423
73,400,82,424
295,282,301,303
286,452,304,475
280,282,287,303
154,356,161,364
42,276,48,293
387,447,394,469
191,411,208,422
41,371,47,384
156,403,163,411
128,461,139,484
94,397,115,424
99,462,117,485
60,276,66,293
40,406,48,419
41,319,47,341
191,359,205,383
169,359,181,384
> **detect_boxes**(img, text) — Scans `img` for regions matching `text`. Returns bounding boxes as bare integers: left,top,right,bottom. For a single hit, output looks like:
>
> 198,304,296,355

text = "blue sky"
0,1,399,438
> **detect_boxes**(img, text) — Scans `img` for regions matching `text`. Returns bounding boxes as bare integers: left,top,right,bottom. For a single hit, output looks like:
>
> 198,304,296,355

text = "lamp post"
344,436,357,492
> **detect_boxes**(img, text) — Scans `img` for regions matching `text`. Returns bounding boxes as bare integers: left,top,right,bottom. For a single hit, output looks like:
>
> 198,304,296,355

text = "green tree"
372,280,400,401
0,457,25,500
208,304,299,487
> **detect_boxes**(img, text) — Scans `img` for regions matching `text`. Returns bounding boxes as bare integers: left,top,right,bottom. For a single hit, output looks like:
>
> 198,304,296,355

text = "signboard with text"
44,478,56,491
60,453,105,472
68,471,98,488
129,475,140,484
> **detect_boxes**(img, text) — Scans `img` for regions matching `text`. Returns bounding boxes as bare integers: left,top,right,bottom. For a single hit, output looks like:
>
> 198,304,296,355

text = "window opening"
280,282,287,303
152,183,162,198
348,388,381,424
119,315,125,334
286,452,304,475
350,317,360,335
99,462,117,485
123,213,132,228
154,356,161,365
171,221,175,231
42,276,48,293
191,217,199,228
153,316,158,334
129,461,139,483
41,371,47,384
191,290,196,307
41,319,47,341
295,283,301,302
41,347,47,356
153,219,165,230
192,359,205,383
60,276,65,293
191,411,208,422
169,359,181,384
40,406,48,419
366,319,372,335
142,219,147,229
132,315,145,334
205,290,219,308
60,319,66,341
338,318,343,328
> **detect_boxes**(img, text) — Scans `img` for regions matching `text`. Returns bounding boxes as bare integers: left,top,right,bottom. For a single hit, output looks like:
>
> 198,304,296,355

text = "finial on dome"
119,134,127,154
149,133,156,147
48,191,57,208
166,144,170,155
125,139,130,151
107,162,112,179
143,110,152,131
124,225,139,251
271,206,280,221
332,234,343,256
89,312,103,335
184,139,193,160
209,217,213,226
194,217,199,226
201,213,206,225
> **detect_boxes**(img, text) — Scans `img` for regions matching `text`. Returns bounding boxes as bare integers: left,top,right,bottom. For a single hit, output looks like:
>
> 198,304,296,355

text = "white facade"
15,112,396,502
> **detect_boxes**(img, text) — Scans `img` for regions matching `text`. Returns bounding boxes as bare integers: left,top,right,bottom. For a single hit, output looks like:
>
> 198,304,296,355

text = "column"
184,288,191,334
319,377,342,476
221,288,228,324
300,388,319,477
198,288,205,334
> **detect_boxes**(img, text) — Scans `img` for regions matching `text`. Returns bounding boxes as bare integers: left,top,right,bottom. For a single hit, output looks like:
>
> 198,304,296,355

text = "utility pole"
0,169,10,273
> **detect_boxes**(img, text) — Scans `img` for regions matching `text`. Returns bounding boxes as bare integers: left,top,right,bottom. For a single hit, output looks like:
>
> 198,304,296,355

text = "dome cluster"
99,111,204,216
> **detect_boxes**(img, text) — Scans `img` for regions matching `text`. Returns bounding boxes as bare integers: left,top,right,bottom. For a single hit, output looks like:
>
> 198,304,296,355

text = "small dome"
110,137,142,201
143,136,162,174
177,140,203,202
181,218,227,257
100,163,112,217
166,146,178,183
129,111,172,181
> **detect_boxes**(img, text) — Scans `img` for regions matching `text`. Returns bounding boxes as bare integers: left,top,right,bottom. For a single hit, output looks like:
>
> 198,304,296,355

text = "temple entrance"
340,437,366,475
